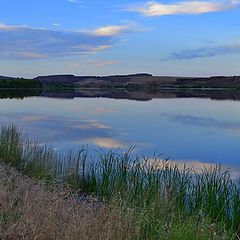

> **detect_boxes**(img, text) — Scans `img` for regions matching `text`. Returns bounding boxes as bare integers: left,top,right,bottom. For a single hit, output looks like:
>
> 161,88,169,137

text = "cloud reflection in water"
145,158,240,179
0,113,130,149
166,114,240,134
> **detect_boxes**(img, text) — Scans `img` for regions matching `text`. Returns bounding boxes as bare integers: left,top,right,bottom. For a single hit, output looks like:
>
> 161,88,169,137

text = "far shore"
1,73,240,90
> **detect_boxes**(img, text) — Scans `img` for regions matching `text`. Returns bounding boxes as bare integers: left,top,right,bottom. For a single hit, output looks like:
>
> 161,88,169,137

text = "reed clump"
0,125,239,239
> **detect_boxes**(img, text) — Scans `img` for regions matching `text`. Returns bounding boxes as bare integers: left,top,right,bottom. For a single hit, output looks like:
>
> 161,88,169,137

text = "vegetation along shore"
0,125,240,239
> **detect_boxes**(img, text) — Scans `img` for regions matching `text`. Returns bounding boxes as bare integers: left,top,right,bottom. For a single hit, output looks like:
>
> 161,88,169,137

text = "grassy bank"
0,125,239,239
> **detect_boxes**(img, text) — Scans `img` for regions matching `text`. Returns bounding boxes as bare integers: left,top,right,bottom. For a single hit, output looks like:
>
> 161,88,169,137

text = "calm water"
1,93,240,173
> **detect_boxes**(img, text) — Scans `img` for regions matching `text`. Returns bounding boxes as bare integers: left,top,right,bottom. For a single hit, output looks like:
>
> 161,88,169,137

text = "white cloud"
92,21,145,37
167,43,240,60
128,0,240,17
0,21,141,60
89,45,112,52
67,0,85,7
93,25,129,37
67,0,79,3
0,24,130,60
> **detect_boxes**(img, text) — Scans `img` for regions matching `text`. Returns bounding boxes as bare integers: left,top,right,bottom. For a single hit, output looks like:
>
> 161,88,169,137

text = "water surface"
1,90,240,173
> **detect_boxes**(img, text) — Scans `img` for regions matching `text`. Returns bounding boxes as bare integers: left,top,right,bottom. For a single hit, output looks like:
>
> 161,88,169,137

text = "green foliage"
0,78,42,89
0,125,239,238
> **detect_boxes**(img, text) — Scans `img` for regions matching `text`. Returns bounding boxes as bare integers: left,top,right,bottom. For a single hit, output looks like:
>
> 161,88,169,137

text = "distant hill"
1,73,239,89
74,75,240,89
34,75,79,84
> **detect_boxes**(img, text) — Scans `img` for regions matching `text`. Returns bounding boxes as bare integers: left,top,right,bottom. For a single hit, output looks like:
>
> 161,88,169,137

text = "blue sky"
0,0,240,77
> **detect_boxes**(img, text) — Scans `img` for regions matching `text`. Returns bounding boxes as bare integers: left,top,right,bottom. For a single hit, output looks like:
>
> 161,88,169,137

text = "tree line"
0,78,42,89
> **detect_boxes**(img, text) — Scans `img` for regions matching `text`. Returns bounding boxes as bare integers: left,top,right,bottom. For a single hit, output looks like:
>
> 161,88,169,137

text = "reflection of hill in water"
0,89,42,99
1,88,240,101
42,88,240,101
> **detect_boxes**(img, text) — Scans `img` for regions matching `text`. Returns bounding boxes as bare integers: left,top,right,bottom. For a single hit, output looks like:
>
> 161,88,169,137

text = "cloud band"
128,1,239,17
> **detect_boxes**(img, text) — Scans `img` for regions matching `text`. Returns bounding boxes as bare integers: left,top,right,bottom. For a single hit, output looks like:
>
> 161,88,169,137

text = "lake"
1,89,240,175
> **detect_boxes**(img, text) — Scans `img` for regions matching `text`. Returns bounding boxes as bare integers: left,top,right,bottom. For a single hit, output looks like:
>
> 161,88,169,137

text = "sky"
0,0,240,78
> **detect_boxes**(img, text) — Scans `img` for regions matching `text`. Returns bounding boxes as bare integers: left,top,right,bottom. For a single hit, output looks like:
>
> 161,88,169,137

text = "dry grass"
0,164,136,240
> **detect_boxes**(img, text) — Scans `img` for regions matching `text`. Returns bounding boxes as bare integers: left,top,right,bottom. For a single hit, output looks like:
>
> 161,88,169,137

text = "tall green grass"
0,125,239,238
